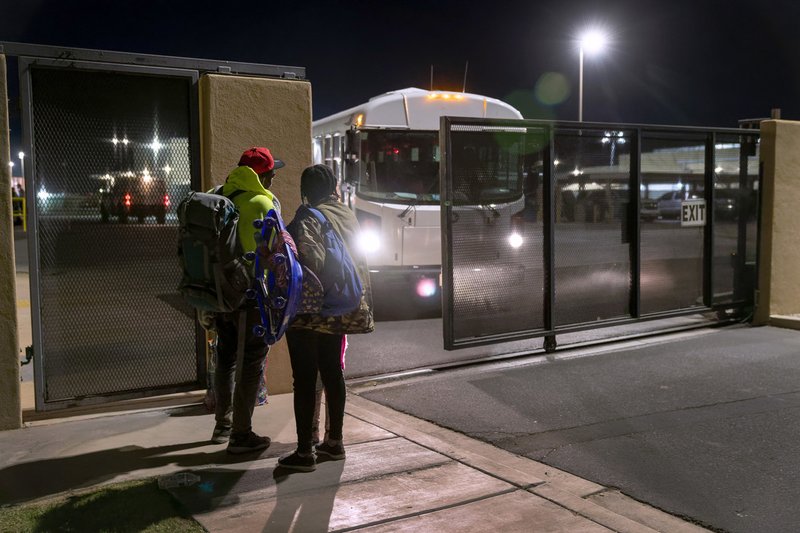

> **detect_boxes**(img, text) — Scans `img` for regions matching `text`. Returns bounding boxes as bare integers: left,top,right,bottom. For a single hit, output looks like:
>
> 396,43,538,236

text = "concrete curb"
346,394,710,533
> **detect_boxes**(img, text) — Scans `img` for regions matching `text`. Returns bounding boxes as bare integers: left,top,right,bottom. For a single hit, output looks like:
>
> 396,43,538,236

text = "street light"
578,28,608,122
18,152,25,179
601,131,626,165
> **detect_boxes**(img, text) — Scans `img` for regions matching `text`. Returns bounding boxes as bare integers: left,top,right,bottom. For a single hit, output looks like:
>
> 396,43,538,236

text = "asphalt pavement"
356,324,800,533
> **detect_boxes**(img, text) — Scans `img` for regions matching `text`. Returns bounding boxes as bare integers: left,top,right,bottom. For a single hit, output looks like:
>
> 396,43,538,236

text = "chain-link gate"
441,118,759,350
7,43,307,410
20,60,200,409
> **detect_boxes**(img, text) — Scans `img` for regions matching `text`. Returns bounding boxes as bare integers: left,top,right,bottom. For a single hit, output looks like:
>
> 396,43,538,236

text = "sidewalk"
0,392,708,532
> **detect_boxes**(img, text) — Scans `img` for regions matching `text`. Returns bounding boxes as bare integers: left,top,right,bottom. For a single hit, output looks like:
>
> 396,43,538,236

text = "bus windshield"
356,129,524,205
357,130,440,204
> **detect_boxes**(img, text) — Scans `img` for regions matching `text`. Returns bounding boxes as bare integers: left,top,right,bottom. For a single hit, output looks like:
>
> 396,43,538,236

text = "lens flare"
416,278,437,298
535,72,570,105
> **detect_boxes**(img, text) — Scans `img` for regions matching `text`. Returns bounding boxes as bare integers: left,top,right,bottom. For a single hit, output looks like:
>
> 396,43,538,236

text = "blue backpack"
289,205,363,317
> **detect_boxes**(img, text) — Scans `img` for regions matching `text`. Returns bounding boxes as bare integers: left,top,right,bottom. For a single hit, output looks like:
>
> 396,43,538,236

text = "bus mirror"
344,159,359,184
345,130,358,160
344,129,360,183
345,164,358,184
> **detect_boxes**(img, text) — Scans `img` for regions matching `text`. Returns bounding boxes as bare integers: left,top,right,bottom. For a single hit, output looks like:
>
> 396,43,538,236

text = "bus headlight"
508,232,523,249
358,229,381,254
509,211,524,249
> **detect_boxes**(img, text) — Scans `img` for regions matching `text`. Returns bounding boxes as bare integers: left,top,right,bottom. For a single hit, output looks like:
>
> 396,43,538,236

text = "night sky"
2,0,799,156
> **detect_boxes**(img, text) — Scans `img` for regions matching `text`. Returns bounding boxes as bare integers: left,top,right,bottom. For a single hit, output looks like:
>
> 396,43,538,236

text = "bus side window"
333,134,342,181
312,137,323,165
324,135,334,170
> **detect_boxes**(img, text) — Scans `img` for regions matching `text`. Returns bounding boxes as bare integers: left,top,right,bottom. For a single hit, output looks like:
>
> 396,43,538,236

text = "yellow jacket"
220,165,279,253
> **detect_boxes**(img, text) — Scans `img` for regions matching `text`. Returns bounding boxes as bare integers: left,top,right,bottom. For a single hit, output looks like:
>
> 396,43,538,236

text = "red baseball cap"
238,147,285,175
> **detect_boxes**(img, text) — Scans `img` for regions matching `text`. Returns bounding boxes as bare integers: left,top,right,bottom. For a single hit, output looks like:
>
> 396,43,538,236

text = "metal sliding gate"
7,43,305,410
441,118,759,350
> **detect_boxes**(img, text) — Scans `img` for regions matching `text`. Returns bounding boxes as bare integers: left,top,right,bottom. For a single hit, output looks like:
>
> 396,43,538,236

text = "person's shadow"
264,457,345,532
162,451,346,531
0,440,261,506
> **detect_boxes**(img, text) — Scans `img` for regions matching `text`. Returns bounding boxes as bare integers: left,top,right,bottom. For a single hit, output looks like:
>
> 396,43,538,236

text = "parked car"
640,197,659,221
100,176,168,224
657,190,701,219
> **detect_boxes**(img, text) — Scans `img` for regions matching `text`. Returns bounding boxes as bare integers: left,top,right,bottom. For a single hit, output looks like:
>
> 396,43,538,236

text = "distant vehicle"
657,190,700,219
312,87,524,311
100,175,169,224
640,197,659,221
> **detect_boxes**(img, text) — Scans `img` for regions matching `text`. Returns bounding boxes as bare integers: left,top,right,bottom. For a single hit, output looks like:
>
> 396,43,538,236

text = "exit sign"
681,199,706,227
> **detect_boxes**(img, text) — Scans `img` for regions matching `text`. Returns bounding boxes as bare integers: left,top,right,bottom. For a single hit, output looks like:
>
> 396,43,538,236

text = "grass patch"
0,478,206,532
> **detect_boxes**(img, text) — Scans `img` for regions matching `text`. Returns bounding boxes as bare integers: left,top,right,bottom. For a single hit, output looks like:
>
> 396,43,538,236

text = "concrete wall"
0,54,22,430
755,120,800,326
200,74,312,394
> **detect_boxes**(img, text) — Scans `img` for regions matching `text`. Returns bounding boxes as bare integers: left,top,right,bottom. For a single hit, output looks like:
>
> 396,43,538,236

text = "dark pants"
214,307,269,436
286,329,345,454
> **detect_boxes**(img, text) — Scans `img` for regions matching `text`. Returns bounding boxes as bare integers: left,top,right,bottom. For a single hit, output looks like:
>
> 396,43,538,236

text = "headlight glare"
358,229,381,254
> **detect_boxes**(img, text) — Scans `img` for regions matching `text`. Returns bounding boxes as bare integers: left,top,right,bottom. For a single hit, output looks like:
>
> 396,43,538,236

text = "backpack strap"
227,189,246,201
212,185,246,202
303,205,327,225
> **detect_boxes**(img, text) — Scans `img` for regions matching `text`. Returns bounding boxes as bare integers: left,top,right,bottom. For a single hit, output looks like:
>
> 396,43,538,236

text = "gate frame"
441,117,760,350
20,58,204,411
6,41,306,411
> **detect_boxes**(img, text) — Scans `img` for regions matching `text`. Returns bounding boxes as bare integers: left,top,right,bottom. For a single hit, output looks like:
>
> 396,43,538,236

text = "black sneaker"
315,441,345,460
226,431,271,454
277,451,317,472
210,425,232,444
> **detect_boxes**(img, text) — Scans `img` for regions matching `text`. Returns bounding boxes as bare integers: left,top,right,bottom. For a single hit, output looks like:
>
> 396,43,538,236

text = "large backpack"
289,205,363,317
177,187,251,313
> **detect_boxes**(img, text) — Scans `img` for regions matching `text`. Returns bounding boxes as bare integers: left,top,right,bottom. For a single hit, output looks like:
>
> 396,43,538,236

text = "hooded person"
277,164,374,472
222,146,284,251
210,146,285,454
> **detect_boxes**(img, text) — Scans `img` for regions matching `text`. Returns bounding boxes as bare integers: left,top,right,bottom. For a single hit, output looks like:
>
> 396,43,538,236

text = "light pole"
18,152,25,179
578,29,608,122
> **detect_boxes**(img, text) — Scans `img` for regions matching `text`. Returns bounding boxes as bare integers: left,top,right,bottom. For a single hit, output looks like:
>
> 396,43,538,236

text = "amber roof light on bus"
427,92,465,100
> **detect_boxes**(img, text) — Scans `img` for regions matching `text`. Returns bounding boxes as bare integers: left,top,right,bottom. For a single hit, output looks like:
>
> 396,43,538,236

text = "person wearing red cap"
210,146,285,454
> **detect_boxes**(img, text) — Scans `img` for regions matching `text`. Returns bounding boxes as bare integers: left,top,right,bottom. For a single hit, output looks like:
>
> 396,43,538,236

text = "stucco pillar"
754,120,800,327
0,54,22,430
200,74,312,393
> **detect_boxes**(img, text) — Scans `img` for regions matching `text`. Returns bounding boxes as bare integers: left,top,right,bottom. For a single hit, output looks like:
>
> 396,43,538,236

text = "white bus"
312,87,524,316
